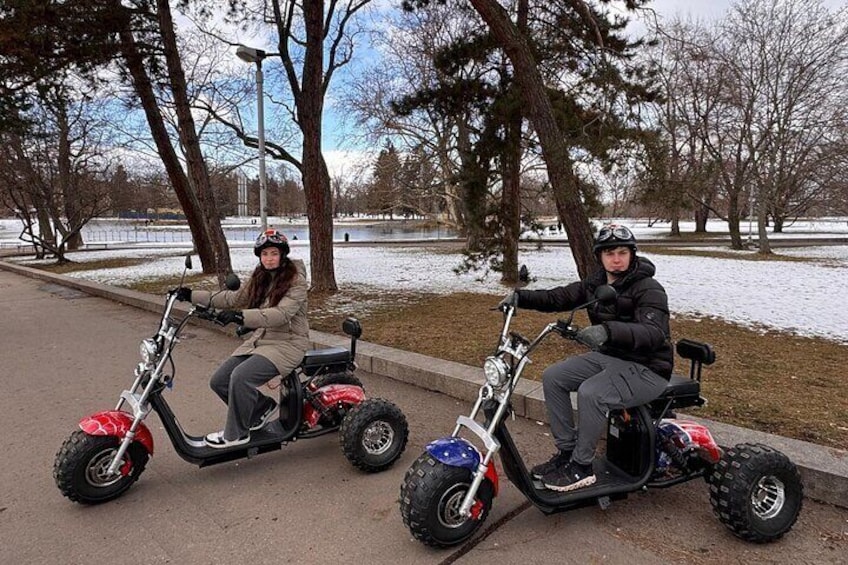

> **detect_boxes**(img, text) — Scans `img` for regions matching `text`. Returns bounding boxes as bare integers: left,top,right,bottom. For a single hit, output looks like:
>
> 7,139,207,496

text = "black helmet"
253,229,290,257
593,224,637,254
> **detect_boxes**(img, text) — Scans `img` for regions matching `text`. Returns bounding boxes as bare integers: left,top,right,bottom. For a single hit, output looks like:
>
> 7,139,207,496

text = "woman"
177,229,309,448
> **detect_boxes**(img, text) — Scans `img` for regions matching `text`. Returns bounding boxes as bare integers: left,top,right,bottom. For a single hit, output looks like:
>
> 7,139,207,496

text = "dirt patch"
310,290,848,450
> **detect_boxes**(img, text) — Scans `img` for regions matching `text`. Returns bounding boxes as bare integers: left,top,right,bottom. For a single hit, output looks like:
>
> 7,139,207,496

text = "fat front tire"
400,454,493,548
340,398,408,472
709,442,803,543
311,371,363,389
53,431,149,504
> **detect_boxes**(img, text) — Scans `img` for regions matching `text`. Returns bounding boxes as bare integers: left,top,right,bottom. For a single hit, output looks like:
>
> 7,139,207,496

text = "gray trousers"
210,355,279,441
542,352,668,466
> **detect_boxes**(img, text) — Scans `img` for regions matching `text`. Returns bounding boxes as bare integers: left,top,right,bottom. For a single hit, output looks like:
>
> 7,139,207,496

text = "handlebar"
191,304,231,328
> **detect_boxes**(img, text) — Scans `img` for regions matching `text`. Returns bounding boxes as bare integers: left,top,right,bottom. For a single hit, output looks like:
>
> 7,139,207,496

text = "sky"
4,217,847,344
626,0,846,24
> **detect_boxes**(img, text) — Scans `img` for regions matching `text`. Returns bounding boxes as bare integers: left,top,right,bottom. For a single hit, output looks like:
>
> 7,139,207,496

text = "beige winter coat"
192,259,309,375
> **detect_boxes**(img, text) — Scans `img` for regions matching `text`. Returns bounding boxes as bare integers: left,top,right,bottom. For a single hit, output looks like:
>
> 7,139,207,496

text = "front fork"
453,384,512,518
105,366,159,475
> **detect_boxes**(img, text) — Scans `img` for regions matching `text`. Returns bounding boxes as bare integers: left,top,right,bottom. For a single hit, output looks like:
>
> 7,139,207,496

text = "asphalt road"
1,269,845,564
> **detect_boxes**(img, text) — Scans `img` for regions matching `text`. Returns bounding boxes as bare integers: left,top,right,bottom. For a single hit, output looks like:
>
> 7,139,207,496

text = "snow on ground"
3,217,847,343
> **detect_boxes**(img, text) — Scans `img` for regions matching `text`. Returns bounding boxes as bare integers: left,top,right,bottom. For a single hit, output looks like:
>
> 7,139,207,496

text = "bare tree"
341,6,475,229
0,0,235,280
0,87,112,262
641,19,723,235
735,0,848,242
192,1,375,291
673,0,848,250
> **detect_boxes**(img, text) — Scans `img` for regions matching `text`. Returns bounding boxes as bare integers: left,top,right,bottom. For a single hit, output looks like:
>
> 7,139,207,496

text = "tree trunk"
455,120,487,250
499,0,527,286
500,92,523,285
694,204,709,232
469,0,595,278
500,153,521,285
756,190,772,255
56,104,83,250
301,1,337,292
727,191,743,249
437,130,464,227
118,27,222,277
670,215,680,237
155,0,231,284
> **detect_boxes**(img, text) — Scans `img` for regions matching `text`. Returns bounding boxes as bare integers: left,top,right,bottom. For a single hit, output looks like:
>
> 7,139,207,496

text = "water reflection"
81,219,458,244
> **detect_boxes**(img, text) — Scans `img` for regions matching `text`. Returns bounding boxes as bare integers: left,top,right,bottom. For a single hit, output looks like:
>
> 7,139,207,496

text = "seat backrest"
676,339,716,365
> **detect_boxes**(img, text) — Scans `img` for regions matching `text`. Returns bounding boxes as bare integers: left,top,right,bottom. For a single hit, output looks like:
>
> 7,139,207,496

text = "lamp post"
236,44,268,231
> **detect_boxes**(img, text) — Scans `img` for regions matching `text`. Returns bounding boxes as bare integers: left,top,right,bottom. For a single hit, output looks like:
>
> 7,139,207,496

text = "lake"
80,218,459,244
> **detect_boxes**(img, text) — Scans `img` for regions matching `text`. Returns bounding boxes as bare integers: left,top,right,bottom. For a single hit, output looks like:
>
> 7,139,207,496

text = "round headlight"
483,356,509,387
139,338,158,364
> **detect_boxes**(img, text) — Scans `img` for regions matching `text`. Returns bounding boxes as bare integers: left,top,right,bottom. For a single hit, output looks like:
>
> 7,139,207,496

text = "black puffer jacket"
516,257,673,378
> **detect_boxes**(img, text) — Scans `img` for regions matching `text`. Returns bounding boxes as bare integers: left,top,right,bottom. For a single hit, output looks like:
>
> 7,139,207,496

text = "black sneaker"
530,450,572,479
250,399,278,431
542,461,596,492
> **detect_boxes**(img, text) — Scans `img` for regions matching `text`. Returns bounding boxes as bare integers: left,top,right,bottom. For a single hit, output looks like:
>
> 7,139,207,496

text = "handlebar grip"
236,325,254,337
555,320,578,338
194,304,217,322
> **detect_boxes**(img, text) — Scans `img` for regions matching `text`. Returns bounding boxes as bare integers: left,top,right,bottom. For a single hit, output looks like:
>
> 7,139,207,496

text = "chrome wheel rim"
751,475,786,519
362,420,394,456
85,449,124,488
437,483,470,529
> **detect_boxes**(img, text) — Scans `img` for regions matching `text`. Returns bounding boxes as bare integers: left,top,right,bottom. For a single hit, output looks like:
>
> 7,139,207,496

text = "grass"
29,254,848,451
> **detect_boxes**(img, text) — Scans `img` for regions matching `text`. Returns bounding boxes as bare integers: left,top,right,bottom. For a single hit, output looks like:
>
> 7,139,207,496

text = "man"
502,224,673,491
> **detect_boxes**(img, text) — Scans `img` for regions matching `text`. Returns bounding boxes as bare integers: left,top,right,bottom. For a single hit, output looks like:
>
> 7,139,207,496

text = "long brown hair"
243,258,298,308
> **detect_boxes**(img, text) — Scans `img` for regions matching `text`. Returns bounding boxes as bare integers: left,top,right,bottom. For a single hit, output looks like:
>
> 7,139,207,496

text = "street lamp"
236,44,268,231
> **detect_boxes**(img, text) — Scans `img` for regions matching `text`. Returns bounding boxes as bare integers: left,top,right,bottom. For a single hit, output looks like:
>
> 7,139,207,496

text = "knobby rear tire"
708,442,803,543
340,398,408,472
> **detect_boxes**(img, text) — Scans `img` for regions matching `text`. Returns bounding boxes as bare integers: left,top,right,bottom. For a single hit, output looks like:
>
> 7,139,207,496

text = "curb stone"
2,259,845,509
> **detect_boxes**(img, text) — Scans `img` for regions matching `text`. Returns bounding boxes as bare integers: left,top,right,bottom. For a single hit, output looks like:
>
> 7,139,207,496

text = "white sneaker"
205,431,250,449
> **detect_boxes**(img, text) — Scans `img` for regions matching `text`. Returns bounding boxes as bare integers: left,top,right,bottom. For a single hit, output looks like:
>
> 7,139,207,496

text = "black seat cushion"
302,347,350,375
659,374,701,398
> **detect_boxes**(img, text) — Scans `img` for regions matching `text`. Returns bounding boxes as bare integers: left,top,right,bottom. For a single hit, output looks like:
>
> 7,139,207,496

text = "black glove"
175,287,192,302
576,324,608,349
216,310,244,326
498,291,519,310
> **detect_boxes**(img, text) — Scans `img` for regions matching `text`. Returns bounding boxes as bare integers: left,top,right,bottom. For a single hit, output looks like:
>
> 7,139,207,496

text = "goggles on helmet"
597,224,634,243
255,229,287,248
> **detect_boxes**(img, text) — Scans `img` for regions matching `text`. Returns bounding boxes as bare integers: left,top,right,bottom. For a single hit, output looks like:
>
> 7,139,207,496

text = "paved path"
1,270,846,564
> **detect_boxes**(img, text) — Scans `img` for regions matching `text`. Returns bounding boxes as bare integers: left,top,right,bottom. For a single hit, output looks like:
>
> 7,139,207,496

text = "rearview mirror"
595,285,617,304
224,273,241,291
184,254,193,270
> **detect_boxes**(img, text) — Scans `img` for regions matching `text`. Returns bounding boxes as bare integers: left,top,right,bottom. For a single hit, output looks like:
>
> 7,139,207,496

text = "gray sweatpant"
210,354,280,441
542,352,668,465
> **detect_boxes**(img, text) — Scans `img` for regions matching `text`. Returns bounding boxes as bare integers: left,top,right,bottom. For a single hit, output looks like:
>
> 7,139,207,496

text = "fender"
303,384,367,428
426,437,499,496
659,419,721,463
79,411,154,455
